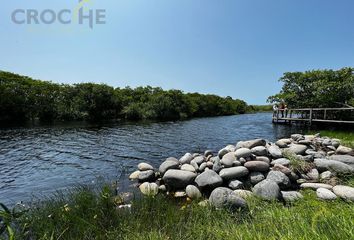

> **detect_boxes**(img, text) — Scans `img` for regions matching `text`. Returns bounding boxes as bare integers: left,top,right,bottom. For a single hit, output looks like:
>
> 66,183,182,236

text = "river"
0,113,305,205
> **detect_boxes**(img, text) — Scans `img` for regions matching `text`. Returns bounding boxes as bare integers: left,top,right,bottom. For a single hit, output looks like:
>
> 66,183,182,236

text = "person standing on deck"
273,104,278,117
279,102,285,117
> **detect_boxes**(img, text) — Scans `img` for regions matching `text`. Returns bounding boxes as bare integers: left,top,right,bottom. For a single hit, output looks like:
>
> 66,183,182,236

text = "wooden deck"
272,107,354,125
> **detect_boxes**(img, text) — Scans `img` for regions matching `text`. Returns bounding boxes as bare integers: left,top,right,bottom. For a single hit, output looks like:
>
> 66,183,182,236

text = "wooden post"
324,109,327,120
309,109,313,125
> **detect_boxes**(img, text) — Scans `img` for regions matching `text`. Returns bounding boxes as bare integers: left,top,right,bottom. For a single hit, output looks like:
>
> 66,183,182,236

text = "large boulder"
329,155,354,167
336,146,354,155
195,170,223,190
253,180,281,200
251,146,268,156
179,153,194,164
300,183,333,190
244,161,269,172
180,164,196,173
286,144,308,155
209,187,247,209
333,185,354,201
268,145,283,159
236,139,266,149
235,148,252,159
138,170,155,182
266,170,290,190
281,191,303,202
219,166,249,180
159,160,180,175
221,152,237,167
162,170,197,189
316,188,337,200
186,185,202,199
314,159,354,174
138,163,154,171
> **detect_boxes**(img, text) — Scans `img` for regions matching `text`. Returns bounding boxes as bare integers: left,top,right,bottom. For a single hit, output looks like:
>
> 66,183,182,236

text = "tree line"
0,71,250,123
268,67,354,108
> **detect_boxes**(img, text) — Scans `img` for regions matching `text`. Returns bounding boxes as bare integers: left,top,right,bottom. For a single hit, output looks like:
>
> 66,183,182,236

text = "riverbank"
2,131,354,239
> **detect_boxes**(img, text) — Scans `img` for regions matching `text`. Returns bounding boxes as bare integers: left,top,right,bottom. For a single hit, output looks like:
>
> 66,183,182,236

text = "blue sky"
1,0,354,104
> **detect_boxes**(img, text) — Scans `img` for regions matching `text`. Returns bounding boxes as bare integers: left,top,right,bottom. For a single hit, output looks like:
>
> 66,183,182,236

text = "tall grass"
10,185,354,240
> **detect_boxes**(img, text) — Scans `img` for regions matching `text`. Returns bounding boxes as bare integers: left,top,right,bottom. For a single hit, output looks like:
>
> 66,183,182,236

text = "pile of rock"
129,134,354,209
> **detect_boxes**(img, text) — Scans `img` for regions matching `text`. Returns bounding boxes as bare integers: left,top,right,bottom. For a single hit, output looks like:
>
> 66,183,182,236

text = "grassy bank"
6,184,353,240
315,130,354,148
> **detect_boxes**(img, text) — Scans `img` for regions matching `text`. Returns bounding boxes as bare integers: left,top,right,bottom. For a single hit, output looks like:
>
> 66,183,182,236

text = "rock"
198,200,209,207
138,163,154,171
218,148,230,159
329,155,354,167
206,161,214,168
199,162,207,172
256,156,271,164
322,139,332,146
195,170,223,190
307,169,319,180
249,171,265,185
314,159,354,174
190,160,199,171
204,150,213,157
336,146,354,155
271,158,290,167
186,185,202,199
300,183,333,190
266,171,290,189
251,146,268,156
307,150,326,159
333,185,354,201
316,188,337,200
129,170,140,180
209,187,247,209
181,164,196,173
253,180,281,200
331,140,340,148
272,164,292,176
268,145,283,159
320,171,332,180
212,157,223,173
233,190,254,198
159,160,179,175
158,185,167,192
179,153,194,164
281,191,303,202
275,139,288,148
236,139,266,149
298,140,312,146
287,144,308,155
244,161,270,172
291,134,304,141
221,152,237,167
194,156,205,165
174,191,187,198
139,182,159,196
219,166,249,180
165,157,179,163
228,180,244,190
138,170,155,182
235,148,252,159
162,170,197,189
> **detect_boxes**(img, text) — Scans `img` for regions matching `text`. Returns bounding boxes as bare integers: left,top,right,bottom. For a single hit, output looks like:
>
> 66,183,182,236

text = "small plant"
0,202,27,240
283,150,314,174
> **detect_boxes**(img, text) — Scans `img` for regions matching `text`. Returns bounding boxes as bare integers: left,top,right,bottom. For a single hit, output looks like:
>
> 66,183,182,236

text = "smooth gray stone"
159,160,180,175
195,170,223,190
179,153,194,164
162,170,197,189
236,139,266,149
281,191,303,202
316,188,337,200
287,144,308,155
329,155,354,167
138,163,154,171
333,185,354,201
249,171,265,185
268,145,283,159
228,180,244,190
235,148,252,159
221,152,237,167
300,183,333,190
253,180,281,200
251,146,268,156
266,170,290,190
244,161,269,172
219,166,249,180
138,170,155,182
186,185,202,199
314,159,354,174
271,158,290,166
209,187,247,209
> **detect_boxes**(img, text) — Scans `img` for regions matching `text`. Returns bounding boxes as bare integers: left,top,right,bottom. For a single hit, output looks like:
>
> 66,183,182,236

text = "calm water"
0,113,305,204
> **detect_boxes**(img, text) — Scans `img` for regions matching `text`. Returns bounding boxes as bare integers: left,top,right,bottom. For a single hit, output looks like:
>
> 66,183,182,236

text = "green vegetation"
247,105,273,112
268,67,354,108
0,71,248,123
283,150,314,174
315,130,354,148
2,184,351,240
